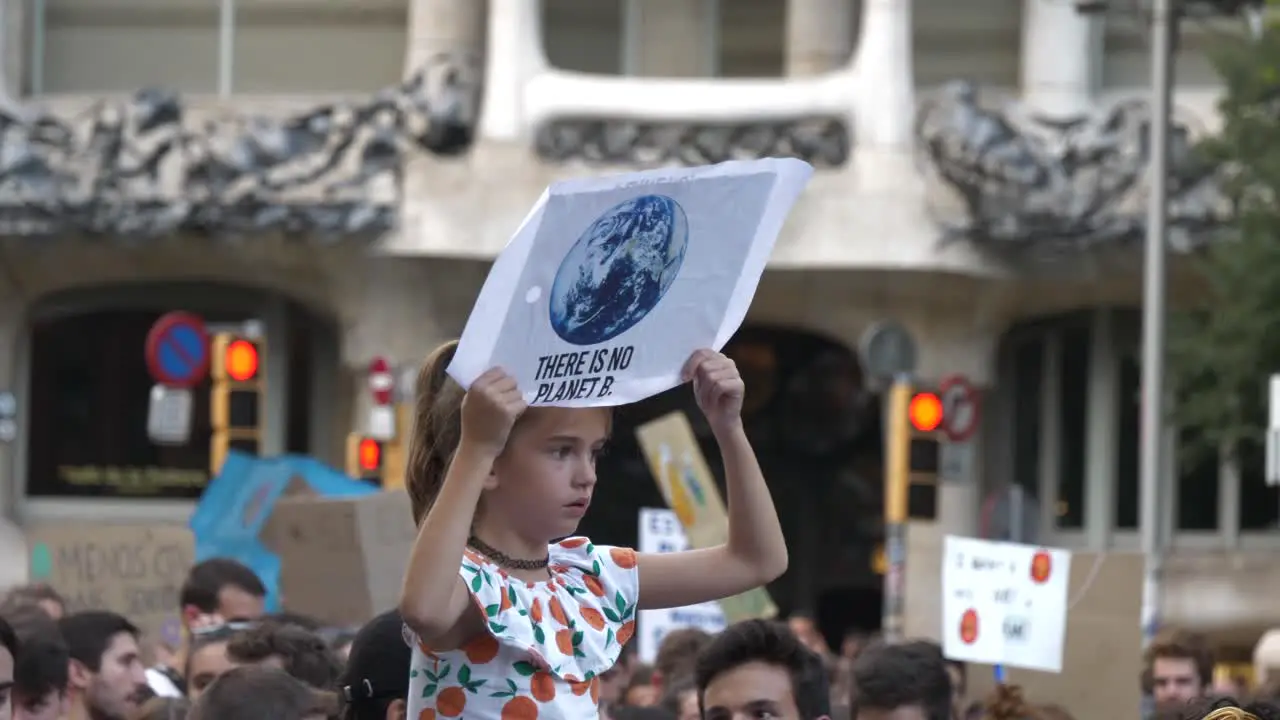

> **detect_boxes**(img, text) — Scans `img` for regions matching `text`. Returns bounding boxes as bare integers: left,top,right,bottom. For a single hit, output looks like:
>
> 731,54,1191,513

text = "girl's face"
489,407,610,541
186,640,236,701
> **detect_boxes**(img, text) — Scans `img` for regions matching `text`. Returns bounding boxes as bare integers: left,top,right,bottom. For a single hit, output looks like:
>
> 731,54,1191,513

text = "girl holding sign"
398,341,787,719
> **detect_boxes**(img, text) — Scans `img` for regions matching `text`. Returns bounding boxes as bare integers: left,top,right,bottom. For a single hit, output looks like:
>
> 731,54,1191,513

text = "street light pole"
1139,0,1175,656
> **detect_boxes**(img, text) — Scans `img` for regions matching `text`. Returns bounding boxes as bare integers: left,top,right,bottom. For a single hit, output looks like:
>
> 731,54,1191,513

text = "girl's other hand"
682,349,744,432
460,367,527,455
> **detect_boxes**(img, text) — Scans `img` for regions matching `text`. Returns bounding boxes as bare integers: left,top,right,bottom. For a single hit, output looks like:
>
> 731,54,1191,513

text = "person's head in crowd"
695,619,832,720
0,616,18,720
1177,696,1280,720
183,623,252,702
944,660,967,720
226,621,342,690
841,629,868,661
59,611,148,720
787,613,831,659
180,558,267,631
0,586,65,622
611,707,678,720
598,641,637,711
653,628,713,692
850,639,951,720
338,610,409,720
128,696,190,720
1145,627,1215,708
5,608,67,720
659,674,699,720
189,665,339,720
623,665,659,707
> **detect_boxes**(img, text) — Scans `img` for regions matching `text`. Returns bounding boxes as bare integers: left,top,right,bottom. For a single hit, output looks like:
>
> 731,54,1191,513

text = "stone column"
852,0,913,152
0,0,25,103
786,0,854,75
404,0,485,74
1020,0,1099,116
623,0,719,77
478,0,547,141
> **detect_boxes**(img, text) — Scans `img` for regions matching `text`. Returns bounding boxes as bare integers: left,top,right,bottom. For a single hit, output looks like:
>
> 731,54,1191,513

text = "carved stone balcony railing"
0,55,479,240
914,80,1230,256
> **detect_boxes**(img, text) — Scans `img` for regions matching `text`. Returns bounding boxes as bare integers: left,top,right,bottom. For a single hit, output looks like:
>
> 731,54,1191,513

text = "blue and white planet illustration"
549,194,689,346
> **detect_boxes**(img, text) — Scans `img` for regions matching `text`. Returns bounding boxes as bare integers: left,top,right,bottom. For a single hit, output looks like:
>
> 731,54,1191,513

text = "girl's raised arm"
398,369,526,645
635,350,789,610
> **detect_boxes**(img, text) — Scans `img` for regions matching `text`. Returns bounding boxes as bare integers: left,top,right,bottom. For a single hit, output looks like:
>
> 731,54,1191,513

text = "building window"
719,0,785,76
1114,352,1140,529
1011,340,1042,494
1239,438,1279,531
25,309,248,499
1176,428,1219,530
32,0,404,95
1056,324,1090,530
543,0,625,74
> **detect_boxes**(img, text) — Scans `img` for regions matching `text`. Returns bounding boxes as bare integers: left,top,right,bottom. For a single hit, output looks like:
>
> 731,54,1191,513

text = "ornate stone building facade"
0,0,1271,642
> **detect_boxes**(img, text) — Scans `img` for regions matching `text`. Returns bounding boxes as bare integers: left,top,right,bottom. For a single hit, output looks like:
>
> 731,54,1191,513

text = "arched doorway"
18,283,339,513
577,324,884,643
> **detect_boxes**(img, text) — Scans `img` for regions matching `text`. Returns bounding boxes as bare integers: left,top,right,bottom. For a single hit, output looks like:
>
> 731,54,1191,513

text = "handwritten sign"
448,158,814,407
941,535,1070,673
636,508,726,663
27,523,194,649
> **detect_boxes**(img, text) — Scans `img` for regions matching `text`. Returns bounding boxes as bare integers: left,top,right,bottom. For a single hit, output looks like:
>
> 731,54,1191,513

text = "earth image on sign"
960,608,980,644
549,194,689,346
1030,550,1052,584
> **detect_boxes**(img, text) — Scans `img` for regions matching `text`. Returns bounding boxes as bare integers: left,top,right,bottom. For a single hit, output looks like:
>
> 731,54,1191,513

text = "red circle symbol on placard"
368,356,393,406
1030,550,1053,584
939,374,982,442
960,609,980,644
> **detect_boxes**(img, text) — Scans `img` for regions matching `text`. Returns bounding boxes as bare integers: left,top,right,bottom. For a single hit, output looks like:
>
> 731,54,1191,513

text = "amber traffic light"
346,434,386,485
210,332,265,475
908,392,943,432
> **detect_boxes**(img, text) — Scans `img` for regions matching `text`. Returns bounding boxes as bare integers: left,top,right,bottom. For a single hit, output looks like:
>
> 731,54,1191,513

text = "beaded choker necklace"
467,535,549,570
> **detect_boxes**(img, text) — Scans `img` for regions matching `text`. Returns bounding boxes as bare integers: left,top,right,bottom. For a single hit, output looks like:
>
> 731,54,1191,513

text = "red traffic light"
357,438,382,472
909,392,943,432
225,340,260,382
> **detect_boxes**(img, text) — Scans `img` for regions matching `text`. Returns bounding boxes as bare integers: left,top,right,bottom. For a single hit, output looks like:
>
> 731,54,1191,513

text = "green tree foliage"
1169,26,1280,461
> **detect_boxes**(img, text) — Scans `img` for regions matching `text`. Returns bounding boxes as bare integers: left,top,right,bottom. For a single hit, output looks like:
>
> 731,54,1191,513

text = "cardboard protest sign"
259,490,418,627
26,523,194,650
449,158,814,407
189,451,378,611
636,412,777,623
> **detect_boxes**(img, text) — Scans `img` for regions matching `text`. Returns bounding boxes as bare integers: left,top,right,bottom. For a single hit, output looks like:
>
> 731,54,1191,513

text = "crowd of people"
4,345,1280,720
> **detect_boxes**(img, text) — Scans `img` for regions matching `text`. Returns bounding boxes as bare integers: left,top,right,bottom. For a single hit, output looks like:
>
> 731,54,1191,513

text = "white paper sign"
448,159,814,406
941,535,1071,673
636,508,726,663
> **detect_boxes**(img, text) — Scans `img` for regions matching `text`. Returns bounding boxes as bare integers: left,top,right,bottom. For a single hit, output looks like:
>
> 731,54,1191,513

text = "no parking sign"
144,312,209,445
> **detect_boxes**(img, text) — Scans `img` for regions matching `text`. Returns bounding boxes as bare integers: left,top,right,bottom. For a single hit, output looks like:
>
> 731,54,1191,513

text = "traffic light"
210,333,265,475
906,391,940,521
346,434,385,485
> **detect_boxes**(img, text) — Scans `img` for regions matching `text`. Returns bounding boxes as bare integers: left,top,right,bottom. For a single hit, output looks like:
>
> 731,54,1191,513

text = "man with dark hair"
149,557,268,697
695,619,832,720
3,604,68,720
338,610,409,720
1145,627,1215,708
0,616,17,720
189,666,337,720
226,621,342,690
57,611,147,720
850,640,952,720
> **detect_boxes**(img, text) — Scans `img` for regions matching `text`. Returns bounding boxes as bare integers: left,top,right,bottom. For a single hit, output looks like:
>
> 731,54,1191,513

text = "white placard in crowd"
941,535,1071,673
448,159,813,407
636,508,726,663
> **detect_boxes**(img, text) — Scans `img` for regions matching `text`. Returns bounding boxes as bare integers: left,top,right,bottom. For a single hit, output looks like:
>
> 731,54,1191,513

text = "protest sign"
636,508,727,663
942,535,1071,673
448,158,814,407
27,523,194,651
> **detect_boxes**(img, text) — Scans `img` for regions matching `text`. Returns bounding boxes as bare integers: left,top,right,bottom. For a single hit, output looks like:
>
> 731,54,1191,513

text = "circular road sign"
145,312,210,389
939,374,981,442
858,321,918,380
369,356,393,406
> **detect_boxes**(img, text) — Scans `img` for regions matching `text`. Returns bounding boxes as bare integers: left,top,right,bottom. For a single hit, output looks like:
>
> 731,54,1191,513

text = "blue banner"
189,452,377,611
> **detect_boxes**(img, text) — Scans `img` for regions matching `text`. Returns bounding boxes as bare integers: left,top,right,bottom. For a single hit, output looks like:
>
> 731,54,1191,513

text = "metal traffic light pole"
882,374,913,642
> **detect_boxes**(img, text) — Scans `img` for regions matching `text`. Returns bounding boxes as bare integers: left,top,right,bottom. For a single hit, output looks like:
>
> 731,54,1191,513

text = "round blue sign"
145,312,210,389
